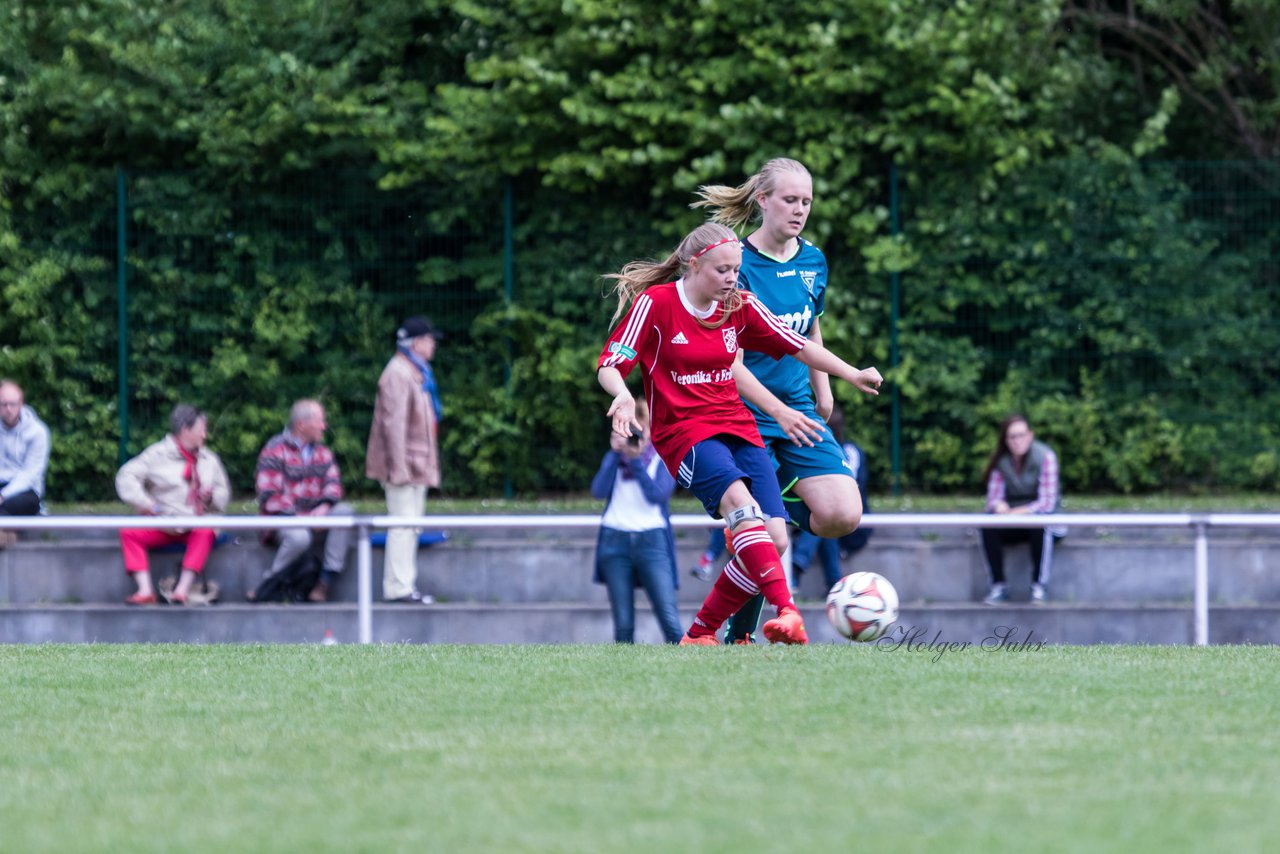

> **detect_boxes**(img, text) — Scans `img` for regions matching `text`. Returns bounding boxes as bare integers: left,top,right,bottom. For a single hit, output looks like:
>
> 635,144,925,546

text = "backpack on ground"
250,552,321,603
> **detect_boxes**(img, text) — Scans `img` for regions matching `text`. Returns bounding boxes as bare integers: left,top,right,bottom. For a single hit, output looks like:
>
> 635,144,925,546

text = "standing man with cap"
0,380,51,546
366,316,443,603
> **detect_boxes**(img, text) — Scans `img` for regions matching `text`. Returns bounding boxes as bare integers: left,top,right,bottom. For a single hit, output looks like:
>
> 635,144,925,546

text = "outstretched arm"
793,341,883,396
807,317,835,420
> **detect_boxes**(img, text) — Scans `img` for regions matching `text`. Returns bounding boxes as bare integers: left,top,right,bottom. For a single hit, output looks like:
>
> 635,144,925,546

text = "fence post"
889,162,902,494
357,522,373,644
115,166,130,465
1193,519,1209,646
502,179,515,500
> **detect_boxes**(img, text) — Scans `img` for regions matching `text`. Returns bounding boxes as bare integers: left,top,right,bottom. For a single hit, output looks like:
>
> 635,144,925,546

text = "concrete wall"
2,524,1278,645
3,525,1277,606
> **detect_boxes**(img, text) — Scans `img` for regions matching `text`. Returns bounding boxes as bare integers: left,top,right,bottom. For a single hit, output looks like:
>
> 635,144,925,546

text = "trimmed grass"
2,644,1277,852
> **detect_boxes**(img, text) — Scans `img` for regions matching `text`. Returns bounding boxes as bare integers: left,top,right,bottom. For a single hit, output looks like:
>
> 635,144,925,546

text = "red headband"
690,236,739,261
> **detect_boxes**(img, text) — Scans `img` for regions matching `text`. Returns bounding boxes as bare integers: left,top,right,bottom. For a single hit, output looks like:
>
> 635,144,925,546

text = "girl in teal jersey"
693,158,879,641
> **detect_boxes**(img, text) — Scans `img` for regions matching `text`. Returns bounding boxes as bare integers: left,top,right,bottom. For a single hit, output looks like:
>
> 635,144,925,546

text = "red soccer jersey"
597,279,807,476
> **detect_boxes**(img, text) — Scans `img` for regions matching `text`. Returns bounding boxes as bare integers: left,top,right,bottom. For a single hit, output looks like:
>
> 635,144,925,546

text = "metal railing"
4,512,1271,645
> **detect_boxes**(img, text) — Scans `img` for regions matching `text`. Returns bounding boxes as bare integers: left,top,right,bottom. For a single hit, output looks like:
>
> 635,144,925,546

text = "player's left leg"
790,474,862,539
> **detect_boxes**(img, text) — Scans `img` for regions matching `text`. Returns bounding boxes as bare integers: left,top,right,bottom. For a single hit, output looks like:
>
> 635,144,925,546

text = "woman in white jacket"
115,404,230,605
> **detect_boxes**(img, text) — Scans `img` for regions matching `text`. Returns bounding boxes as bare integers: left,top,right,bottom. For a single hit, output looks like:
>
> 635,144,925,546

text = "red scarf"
179,445,203,514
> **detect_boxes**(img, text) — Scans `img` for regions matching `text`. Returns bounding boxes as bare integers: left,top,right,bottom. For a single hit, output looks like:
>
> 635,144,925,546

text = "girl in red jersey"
597,222,882,644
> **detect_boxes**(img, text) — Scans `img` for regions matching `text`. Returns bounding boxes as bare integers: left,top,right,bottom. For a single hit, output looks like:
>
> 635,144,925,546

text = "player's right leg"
717,441,805,644
675,438,804,644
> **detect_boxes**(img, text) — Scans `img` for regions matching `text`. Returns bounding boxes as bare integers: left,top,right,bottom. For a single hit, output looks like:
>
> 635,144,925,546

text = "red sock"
688,557,758,638
729,524,797,615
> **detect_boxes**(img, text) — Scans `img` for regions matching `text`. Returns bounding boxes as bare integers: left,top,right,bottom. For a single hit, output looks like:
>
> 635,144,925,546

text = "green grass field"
3,644,1277,853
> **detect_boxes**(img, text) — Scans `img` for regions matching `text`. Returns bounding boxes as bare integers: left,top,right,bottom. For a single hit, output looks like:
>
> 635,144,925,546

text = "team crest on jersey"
800,270,817,294
721,327,738,354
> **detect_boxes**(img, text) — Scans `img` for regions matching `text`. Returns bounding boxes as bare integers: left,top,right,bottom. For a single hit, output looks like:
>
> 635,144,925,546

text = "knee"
281,528,313,549
769,529,790,555
810,506,861,540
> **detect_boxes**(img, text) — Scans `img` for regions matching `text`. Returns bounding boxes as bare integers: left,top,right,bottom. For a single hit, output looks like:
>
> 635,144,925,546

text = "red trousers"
119,528,215,573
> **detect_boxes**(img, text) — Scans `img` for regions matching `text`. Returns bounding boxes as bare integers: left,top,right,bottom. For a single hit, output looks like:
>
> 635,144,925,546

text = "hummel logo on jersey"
671,331,689,344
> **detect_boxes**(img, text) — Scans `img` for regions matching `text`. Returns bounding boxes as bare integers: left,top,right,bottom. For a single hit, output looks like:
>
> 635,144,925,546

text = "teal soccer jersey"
738,235,828,416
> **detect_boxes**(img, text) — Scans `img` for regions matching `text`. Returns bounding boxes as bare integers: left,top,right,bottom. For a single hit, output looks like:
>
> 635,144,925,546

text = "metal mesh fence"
8,160,1278,498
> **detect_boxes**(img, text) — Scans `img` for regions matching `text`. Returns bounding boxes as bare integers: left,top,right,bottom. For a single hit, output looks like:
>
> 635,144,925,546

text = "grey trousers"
265,502,354,577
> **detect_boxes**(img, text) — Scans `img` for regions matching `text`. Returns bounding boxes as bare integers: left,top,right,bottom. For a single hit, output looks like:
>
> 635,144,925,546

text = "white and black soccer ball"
825,571,899,642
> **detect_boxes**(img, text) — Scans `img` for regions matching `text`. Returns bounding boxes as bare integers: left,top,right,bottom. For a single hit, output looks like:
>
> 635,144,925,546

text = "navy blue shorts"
676,436,788,522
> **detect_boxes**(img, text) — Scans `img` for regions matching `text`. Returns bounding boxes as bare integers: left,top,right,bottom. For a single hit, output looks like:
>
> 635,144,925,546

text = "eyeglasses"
1006,431,1031,440
0,401,21,408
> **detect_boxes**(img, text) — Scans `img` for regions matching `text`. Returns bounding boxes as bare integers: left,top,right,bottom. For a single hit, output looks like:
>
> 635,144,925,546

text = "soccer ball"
825,572,899,642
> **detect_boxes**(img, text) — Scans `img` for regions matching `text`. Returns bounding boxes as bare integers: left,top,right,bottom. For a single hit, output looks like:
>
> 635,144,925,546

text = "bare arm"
730,351,823,447
597,367,639,439
807,316,835,420
793,341,883,395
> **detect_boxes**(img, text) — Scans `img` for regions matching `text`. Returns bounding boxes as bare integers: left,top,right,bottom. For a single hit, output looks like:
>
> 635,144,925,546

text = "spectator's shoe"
308,580,330,603
385,590,435,604
679,633,720,646
124,592,157,606
1030,583,1047,605
689,557,716,582
983,583,1008,605
761,608,809,645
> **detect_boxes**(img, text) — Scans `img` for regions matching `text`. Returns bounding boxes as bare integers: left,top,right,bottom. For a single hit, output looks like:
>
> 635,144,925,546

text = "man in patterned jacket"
254,399,353,602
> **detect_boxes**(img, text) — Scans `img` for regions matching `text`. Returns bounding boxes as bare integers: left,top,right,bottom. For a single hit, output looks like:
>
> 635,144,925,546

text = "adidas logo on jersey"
671,331,689,344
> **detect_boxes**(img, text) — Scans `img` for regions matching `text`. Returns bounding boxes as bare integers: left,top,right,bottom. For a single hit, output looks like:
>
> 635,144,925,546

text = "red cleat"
679,633,720,646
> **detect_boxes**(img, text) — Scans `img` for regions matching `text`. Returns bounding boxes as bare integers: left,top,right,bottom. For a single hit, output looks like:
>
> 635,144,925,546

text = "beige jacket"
115,435,231,522
365,352,440,488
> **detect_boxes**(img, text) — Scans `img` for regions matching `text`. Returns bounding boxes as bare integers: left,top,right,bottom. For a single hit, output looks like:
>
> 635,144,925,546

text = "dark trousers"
0,486,41,517
981,527,1061,586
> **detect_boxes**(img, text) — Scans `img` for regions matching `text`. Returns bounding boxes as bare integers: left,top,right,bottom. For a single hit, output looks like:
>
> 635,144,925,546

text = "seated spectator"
253,399,353,603
590,396,682,644
0,380,50,546
115,404,230,605
980,414,1064,605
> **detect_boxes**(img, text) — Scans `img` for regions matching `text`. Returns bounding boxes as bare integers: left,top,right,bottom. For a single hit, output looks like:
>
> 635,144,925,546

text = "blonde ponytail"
691,157,812,230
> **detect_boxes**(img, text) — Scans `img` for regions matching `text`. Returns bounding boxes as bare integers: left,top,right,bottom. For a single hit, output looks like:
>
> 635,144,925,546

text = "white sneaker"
1030,583,1047,605
983,583,1008,605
